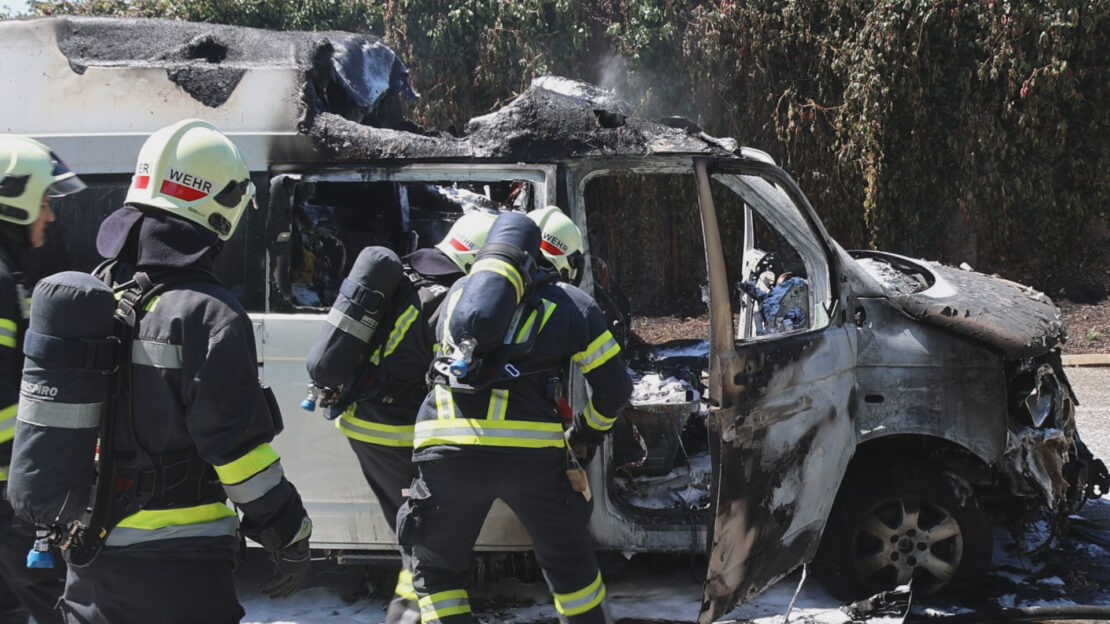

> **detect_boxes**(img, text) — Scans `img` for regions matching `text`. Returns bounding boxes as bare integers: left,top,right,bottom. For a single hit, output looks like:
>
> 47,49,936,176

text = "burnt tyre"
813,458,992,601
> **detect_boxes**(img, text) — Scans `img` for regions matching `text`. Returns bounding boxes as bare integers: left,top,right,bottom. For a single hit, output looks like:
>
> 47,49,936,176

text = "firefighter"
398,211,633,624
328,211,496,624
57,119,312,623
0,136,85,624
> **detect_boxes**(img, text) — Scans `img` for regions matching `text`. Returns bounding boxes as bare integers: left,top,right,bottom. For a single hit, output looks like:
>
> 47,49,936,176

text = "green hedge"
23,0,1110,295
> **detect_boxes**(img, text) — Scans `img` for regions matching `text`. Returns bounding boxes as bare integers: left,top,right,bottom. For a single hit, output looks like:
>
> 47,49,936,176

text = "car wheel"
813,458,992,601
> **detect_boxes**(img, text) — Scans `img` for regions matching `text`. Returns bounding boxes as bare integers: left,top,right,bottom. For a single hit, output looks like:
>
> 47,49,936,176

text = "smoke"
597,52,628,96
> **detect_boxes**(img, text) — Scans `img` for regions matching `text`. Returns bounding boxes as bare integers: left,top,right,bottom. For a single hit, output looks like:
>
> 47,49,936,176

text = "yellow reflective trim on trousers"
115,502,237,530
471,258,524,301
145,295,160,312
0,318,15,348
382,305,420,359
572,330,620,374
582,398,617,431
486,388,509,421
395,568,418,601
0,466,8,481
336,412,415,447
434,385,458,420
414,418,565,449
419,589,471,622
0,403,15,444
213,443,280,485
553,571,607,616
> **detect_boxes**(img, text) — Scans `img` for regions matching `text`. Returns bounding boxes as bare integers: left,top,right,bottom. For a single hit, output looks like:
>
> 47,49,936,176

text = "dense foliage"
15,0,1110,296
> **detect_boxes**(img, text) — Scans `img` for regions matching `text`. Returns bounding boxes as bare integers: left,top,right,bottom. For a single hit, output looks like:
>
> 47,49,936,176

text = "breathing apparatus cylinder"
8,272,119,529
444,212,540,373
304,246,405,409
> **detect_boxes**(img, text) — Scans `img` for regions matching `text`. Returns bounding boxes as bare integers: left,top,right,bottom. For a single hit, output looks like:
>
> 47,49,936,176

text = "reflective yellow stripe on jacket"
370,304,420,366
214,443,285,505
581,397,618,433
106,502,239,547
415,417,564,449
572,330,620,374
337,407,415,447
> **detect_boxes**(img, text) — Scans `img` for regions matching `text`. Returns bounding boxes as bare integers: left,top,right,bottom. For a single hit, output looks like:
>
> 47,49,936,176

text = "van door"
693,158,857,622
252,165,555,550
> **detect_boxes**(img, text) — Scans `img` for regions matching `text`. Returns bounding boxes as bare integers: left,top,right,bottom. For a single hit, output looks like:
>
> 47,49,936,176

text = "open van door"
693,158,857,622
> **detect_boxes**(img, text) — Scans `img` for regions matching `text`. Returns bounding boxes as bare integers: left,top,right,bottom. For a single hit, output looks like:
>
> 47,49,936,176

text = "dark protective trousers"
348,439,421,624
0,491,64,624
398,450,608,624
60,553,242,624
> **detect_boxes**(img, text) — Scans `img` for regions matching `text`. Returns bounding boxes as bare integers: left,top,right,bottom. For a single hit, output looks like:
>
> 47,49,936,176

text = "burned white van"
3,16,1106,622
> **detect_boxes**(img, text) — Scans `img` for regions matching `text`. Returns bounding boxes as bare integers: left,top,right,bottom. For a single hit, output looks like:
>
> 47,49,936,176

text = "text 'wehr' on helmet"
0,135,86,225
125,119,255,241
528,205,584,285
435,211,498,272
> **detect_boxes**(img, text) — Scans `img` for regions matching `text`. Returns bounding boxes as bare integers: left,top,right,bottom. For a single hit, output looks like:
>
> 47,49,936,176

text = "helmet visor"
214,178,256,208
46,153,87,197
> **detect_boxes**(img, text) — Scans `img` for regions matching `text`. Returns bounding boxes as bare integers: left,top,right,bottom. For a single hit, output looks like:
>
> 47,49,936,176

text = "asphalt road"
1065,364,1110,525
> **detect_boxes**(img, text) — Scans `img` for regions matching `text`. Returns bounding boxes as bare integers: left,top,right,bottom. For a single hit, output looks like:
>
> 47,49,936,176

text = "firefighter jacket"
0,244,30,482
95,206,309,557
336,248,461,448
412,276,633,460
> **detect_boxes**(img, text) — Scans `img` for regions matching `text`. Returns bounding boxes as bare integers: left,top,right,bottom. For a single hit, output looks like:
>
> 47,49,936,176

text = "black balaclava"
96,204,222,271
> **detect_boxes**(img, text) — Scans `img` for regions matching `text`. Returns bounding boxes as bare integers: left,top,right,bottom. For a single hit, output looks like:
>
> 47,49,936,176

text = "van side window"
273,178,535,311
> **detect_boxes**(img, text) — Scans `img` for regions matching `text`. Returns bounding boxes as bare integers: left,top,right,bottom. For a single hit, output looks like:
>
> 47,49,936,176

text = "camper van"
3,17,1106,621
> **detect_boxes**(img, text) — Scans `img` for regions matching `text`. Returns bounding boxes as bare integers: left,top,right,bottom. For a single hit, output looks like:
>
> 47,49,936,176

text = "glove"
564,426,598,464
260,537,311,598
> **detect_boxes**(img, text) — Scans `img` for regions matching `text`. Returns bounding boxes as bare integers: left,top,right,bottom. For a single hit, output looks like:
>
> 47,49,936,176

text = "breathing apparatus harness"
28,262,223,568
429,265,561,395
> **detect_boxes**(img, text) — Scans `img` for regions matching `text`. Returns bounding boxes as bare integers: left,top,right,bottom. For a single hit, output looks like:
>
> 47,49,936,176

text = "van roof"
1,16,739,171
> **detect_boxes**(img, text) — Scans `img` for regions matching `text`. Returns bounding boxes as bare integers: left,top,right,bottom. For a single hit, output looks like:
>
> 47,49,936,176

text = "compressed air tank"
446,212,541,355
306,246,405,390
8,271,118,527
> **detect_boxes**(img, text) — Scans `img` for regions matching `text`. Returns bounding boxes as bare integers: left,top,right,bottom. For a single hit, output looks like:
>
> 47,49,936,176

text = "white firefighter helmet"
435,211,498,272
124,119,255,241
528,205,584,284
0,135,86,225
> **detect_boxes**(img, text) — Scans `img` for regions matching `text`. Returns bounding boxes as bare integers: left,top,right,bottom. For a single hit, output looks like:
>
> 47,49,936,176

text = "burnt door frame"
694,157,857,622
